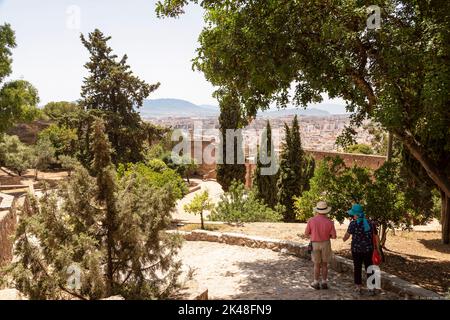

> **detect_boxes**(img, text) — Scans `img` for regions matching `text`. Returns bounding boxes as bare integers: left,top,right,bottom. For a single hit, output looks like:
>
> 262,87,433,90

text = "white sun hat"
314,201,332,214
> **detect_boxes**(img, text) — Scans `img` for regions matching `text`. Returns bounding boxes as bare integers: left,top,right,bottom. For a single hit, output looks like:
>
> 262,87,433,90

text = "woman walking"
343,203,379,295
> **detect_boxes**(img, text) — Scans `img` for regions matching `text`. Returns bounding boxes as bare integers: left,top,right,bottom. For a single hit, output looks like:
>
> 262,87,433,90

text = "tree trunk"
200,210,205,230
397,131,450,198
441,190,450,245
106,225,114,296
386,132,393,162
379,224,388,249
105,199,115,296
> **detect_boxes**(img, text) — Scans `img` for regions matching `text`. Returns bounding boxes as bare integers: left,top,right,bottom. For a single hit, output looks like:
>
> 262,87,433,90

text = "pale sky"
0,0,346,111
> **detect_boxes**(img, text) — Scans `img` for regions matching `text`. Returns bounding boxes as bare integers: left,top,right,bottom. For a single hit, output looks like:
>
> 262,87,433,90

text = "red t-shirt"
305,214,337,242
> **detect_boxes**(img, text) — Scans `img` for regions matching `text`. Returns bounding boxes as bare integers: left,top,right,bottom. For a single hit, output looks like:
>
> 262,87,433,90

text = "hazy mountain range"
139,98,349,118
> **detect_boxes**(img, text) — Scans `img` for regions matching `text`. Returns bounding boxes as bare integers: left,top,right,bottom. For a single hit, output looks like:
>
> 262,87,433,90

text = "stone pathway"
178,241,400,300
174,179,224,223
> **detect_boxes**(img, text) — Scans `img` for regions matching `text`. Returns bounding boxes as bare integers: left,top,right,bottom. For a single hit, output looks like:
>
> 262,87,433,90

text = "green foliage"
365,162,407,233
363,123,388,155
398,144,440,225
0,24,40,133
163,154,199,183
210,181,281,225
294,157,429,246
277,116,313,221
147,158,168,172
38,124,78,158
0,135,35,176
184,191,214,215
253,121,278,208
143,143,166,161
58,155,79,176
156,0,450,242
183,190,214,229
79,29,160,165
344,144,374,155
0,80,40,133
42,101,80,120
0,23,15,81
216,91,246,191
216,163,246,192
294,157,364,223
118,162,187,200
302,153,315,192
33,136,57,173
6,119,182,299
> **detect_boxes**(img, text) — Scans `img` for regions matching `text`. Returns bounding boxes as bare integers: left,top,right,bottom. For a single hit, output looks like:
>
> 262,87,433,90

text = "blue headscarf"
348,204,371,232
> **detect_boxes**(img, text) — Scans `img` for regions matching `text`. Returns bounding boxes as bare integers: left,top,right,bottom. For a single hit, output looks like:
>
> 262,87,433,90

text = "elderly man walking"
305,201,337,290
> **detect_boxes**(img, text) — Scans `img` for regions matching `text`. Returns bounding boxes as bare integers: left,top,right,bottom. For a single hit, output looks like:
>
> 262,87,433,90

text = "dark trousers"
352,251,373,285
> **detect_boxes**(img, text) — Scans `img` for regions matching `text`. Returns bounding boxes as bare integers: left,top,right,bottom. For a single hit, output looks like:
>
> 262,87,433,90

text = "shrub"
0,135,35,176
183,190,214,230
147,158,168,172
344,143,374,155
59,155,79,176
33,136,57,179
209,181,282,225
42,101,80,120
294,157,416,247
38,124,78,158
118,162,187,200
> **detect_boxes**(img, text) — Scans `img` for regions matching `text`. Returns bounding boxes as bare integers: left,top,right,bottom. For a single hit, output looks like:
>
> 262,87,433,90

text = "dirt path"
178,222,449,295
178,241,399,300
174,179,224,222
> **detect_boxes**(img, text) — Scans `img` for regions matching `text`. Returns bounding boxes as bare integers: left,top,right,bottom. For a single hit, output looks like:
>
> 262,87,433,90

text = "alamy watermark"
171,122,279,176
66,5,81,31
367,5,381,30
66,263,81,291
367,265,381,290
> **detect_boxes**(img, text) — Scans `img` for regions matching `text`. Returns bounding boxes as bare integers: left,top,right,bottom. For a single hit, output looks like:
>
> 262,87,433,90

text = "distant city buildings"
145,114,374,153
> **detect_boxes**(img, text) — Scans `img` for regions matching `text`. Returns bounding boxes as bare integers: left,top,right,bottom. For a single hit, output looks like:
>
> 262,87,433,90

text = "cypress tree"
254,121,278,208
216,92,246,191
277,115,312,222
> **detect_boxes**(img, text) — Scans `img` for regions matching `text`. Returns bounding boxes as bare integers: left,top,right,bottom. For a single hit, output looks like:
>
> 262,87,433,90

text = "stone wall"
189,140,217,179
189,139,386,187
170,229,443,300
0,193,17,266
305,149,386,170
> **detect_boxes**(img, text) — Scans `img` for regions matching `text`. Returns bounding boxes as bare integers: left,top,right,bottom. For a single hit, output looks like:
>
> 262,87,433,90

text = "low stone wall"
188,185,201,194
0,193,17,266
170,230,443,300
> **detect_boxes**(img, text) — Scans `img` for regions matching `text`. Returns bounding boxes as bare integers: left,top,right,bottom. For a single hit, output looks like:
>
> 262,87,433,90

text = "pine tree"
6,119,182,300
253,121,278,208
79,29,160,165
216,92,246,191
277,115,312,222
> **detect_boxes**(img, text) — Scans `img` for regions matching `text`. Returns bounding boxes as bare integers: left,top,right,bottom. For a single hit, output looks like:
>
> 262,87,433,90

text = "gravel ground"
178,241,400,300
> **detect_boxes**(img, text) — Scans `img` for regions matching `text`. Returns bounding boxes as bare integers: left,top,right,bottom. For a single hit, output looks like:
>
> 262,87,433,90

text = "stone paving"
179,241,400,300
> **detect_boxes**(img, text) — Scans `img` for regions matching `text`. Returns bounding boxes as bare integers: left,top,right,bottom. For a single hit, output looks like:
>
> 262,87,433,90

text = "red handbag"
372,230,382,265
